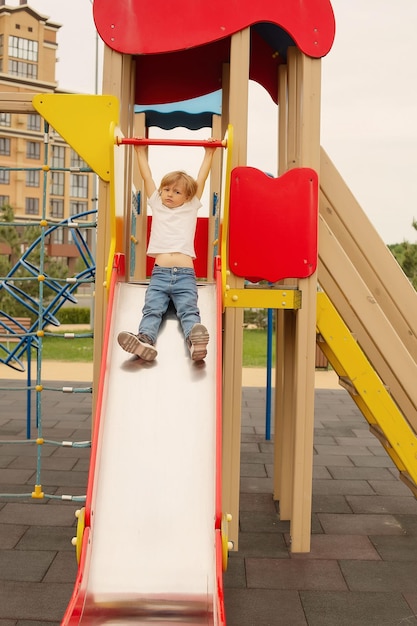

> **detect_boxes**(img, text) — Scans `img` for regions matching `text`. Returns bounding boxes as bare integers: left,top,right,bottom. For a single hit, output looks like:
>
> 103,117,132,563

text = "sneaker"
117,331,157,361
187,324,209,361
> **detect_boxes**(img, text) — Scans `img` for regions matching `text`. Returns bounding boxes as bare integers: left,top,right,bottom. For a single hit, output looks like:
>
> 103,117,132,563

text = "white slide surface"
80,281,219,622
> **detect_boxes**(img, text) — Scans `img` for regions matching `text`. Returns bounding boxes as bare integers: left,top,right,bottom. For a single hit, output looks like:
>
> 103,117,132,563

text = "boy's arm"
135,144,156,198
195,141,218,199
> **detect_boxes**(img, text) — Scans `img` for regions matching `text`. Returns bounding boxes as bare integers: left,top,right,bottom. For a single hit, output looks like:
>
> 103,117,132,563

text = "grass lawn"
242,329,274,367
19,328,272,367
29,332,94,362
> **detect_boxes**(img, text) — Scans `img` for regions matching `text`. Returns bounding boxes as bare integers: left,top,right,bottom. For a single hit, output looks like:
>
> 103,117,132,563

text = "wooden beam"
221,27,250,550
0,93,36,112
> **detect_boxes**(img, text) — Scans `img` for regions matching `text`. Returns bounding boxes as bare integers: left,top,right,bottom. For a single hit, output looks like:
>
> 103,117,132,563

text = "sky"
26,0,417,244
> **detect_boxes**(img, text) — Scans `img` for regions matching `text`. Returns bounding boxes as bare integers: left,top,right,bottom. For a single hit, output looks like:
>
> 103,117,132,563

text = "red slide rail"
61,253,124,625
214,256,226,625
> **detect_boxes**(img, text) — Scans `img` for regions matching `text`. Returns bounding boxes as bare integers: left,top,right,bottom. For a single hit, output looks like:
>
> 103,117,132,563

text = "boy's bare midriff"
154,252,194,268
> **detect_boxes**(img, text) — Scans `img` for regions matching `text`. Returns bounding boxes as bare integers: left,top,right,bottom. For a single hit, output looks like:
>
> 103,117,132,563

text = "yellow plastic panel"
32,95,119,181
316,292,417,485
224,288,301,309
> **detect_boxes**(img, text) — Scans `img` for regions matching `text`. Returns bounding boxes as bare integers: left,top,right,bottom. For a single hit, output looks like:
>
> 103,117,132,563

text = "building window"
0,138,11,156
70,201,88,220
25,197,39,215
51,145,65,169
70,174,88,199
0,195,10,207
50,228,64,244
0,113,11,127
8,36,38,78
50,199,64,219
26,141,40,160
9,35,38,62
26,170,40,187
8,59,38,79
27,114,41,131
70,151,88,169
0,169,10,184
50,172,65,196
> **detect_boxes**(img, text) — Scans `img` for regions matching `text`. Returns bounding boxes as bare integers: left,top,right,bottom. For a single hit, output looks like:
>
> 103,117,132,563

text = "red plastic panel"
229,167,318,283
93,1,335,104
146,216,209,279
134,32,281,106
93,0,334,58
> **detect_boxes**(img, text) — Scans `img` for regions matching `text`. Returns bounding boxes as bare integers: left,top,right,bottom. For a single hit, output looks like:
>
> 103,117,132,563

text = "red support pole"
116,137,226,148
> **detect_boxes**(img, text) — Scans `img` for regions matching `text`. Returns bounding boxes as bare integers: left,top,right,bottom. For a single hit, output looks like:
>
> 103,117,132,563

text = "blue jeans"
139,265,201,343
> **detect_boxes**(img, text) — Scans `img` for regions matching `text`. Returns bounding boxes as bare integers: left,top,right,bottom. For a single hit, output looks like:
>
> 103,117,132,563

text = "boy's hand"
205,137,218,154
134,138,147,154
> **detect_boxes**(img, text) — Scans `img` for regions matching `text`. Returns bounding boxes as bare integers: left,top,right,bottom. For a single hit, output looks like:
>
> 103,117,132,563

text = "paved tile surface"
1,380,417,624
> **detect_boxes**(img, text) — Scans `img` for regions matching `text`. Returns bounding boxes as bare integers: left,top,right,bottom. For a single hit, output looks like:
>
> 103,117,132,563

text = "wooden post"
274,309,297,522
274,61,296,518
208,114,222,281
273,48,321,551
221,28,250,549
288,48,321,552
92,46,136,416
132,112,147,281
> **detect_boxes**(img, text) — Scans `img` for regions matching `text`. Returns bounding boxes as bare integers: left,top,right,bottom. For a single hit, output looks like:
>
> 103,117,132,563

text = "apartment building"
0,1,95,273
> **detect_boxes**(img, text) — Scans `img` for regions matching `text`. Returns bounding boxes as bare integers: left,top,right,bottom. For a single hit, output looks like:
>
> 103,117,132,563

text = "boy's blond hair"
159,171,198,201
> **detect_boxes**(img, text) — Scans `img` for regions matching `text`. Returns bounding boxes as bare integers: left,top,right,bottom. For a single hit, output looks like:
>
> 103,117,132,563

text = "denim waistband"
153,265,195,276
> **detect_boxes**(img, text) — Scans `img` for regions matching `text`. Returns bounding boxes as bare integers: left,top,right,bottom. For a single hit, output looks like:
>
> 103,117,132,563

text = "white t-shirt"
147,189,202,259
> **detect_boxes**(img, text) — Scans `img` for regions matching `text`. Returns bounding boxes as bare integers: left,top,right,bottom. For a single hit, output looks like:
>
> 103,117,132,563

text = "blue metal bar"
265,308,273,440
26,338,32,439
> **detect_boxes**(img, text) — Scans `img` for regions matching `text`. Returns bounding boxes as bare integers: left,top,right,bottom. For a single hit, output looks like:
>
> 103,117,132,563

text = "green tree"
0,205,21,265
388,221,417,290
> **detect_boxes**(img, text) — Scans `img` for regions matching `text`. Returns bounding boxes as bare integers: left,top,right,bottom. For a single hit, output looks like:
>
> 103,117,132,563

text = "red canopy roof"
93,0,335,104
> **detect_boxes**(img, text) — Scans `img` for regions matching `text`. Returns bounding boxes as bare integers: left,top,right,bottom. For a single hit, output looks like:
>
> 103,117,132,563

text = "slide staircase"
316,147,417,495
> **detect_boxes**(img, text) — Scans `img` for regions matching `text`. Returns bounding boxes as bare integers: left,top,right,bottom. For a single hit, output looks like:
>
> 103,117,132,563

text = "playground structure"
1,0,417,623
0,117,95,481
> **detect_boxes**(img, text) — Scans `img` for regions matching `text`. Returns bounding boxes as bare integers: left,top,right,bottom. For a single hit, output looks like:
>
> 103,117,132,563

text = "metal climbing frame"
0,119,95,502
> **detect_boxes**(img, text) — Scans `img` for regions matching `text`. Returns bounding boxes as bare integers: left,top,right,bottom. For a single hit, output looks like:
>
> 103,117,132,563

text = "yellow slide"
317,147,417,495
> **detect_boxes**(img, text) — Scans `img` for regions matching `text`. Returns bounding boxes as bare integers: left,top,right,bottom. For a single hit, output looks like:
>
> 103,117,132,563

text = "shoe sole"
189,324,209,361
117,332,157,361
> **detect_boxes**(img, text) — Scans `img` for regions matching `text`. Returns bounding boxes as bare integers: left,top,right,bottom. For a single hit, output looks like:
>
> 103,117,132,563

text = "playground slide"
317,146,417,488
63,274,225,624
